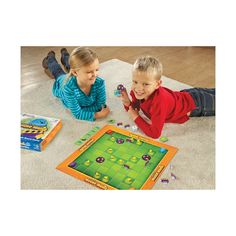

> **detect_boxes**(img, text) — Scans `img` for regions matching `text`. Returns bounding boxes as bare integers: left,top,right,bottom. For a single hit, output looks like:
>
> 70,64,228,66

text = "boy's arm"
133,102,167,139
122,90,139,111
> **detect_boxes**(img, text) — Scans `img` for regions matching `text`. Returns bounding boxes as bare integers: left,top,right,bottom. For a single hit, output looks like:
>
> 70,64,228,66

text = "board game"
57,125,178,190
21,113,62,151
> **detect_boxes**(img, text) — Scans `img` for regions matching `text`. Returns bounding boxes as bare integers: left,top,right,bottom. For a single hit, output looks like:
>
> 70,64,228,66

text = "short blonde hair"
133,55,163,80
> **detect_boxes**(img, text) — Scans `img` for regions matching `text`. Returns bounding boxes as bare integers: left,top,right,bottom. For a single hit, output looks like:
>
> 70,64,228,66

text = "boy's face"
72,58,99,87
132,71,161,100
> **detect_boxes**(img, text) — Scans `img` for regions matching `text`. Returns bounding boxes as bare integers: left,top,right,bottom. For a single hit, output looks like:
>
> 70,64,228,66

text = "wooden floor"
21,46,215,87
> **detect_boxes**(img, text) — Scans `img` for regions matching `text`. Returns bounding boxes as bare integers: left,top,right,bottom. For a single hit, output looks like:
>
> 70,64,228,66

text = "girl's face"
132,71,161,100
72,58,99,87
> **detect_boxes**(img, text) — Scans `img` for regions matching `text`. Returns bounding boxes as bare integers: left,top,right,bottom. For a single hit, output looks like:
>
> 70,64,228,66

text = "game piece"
110,137,116,141
117,84,125,91
131,125,138,132
75,140,83,145
160,148,167,153
114,90,121,97
110,155,117,162
84,160,91,166
124,124,130,128
108,119,116,124
68,162,77,168
142,154,151,161
106,130,113,135
21,113,62,152
94,172,101,179
118,159,125,165
159,136,168,142
75,126,100,146
145,161,150,167
96,157,105,163
124,177,133,184
102,176,109,183
161,178,169,184
57,125,178,190
114,84,125,97
107,148,113,153
148,149,154,155
136,140,142,145
171,173,177,180
116,138,124,144
126,138,132,142
117,122,123,126
124,164,130,169
130,156,138,163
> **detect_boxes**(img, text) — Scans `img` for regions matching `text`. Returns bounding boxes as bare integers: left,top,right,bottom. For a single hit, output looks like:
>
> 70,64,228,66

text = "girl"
42,47,110,121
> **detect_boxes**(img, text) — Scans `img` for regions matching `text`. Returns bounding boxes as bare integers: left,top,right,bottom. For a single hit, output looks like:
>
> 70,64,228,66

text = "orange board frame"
57,125,178,190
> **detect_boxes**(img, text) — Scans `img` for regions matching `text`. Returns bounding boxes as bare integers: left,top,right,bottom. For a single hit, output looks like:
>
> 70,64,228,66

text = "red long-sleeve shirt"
124,86,196,138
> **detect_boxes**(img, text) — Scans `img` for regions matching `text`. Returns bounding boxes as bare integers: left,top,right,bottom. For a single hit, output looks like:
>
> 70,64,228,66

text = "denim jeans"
61,52,70,71
47,56,66,80
181,88,215,117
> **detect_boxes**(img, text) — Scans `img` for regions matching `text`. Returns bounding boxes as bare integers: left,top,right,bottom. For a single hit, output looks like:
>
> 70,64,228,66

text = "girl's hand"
95,106,110,119
127,105,139,120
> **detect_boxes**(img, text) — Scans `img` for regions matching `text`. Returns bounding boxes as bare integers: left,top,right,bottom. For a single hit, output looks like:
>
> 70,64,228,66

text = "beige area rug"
21,59,215,190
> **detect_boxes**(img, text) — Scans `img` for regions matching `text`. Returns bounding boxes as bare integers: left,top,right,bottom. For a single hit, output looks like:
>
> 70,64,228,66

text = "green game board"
57,125,178,190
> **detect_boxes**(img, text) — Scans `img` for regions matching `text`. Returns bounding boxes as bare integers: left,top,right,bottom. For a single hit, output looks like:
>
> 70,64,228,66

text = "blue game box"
21,113,62,151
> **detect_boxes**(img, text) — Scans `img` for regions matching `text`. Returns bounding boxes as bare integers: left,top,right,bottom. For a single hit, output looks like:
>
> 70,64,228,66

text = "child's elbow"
148,130,161,139
150,133,161,139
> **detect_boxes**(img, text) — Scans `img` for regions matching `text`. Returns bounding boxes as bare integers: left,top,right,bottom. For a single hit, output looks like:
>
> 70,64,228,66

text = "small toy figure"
114,84,126,97
117,84,125,91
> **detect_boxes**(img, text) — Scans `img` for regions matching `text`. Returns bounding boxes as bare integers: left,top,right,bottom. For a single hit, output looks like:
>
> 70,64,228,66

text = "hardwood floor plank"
21,46,215,88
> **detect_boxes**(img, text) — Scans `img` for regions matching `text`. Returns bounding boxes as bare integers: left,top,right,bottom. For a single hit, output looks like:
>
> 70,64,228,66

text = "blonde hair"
64,47,98,84
133,55,163,80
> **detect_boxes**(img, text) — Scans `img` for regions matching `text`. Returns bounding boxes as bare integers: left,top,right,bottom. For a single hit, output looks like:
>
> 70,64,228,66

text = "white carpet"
21,59,215,189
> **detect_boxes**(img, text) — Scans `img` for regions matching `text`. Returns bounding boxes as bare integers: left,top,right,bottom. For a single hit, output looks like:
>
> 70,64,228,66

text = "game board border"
56,125,178,190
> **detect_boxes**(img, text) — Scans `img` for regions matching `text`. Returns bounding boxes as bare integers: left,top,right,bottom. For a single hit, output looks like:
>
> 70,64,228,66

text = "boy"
119,56,215,139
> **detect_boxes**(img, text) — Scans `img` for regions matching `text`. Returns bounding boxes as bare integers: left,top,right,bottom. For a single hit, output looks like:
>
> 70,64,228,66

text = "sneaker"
42,51,56,69
60,48,70,72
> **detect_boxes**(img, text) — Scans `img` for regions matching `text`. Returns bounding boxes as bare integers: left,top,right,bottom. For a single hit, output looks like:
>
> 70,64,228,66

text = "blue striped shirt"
52,75,106,121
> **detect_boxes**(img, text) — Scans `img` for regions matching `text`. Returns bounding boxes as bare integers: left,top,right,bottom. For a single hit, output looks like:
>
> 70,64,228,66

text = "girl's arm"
94,79,106,110
64,87,96,121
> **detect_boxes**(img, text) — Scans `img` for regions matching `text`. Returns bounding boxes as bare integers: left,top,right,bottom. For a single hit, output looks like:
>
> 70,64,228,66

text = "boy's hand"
95,106,110,119
119,89,131,107
128,105,139,120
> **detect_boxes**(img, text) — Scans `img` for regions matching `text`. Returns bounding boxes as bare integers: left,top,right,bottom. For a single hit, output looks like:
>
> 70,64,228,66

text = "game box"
57,125,178,190
21,113,62,151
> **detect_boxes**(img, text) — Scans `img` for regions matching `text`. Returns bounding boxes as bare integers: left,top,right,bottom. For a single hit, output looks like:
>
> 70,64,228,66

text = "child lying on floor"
42,47,110,121
118,55,215,138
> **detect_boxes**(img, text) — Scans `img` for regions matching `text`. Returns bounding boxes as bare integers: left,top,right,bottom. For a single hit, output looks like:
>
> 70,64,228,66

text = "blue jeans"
61,52,70,71
181,88,215,117
47,56,66,80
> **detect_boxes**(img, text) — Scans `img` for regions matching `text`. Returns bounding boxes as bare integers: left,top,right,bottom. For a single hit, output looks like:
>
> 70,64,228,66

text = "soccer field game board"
57,125,178,190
